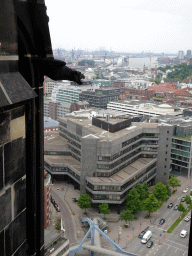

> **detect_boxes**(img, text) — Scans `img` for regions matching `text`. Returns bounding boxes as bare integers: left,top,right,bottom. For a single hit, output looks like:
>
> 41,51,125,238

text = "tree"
177,202,185,216
77,194,91,214
165,183,171,196
168,176,181,192
152,182,168,203
126,187,142,213
185,195,191,206
136,182,149,202
119,210,134,227
190,191,192,197
143,194,160,216
98,203,111,219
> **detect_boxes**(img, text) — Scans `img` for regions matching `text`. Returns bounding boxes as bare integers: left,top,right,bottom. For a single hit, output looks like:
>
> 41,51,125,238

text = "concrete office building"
44,116,173,205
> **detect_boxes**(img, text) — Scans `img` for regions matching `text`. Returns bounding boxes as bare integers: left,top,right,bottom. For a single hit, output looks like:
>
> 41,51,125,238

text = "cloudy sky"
45,0,192,54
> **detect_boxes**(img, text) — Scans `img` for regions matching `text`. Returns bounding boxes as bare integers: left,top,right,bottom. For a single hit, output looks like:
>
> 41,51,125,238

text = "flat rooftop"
87,158,156,185
60,117,162,141
44,132,68,150
44,155,81,174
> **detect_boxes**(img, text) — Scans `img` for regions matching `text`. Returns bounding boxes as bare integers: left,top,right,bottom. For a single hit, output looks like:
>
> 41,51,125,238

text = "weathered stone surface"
0,146,3,190
4,137,26,185
0,188,11,231
11,106,25,120
5,210,26,256
14,178,26,218
0,230,4,255
10,115,25,141
0,111,11,146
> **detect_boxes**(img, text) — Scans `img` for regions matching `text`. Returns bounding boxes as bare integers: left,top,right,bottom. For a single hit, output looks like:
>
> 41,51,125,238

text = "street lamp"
132,227,134,237
159,234,162,245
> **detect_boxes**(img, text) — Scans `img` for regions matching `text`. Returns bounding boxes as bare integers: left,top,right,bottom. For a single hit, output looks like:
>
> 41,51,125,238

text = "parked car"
180,230,187,238
167,203,173,208
146,241,153,248
183,188,189,193
181,197,185,202
174,205,178,210
159,219,165,225
138,231,146,239
184,215,191,222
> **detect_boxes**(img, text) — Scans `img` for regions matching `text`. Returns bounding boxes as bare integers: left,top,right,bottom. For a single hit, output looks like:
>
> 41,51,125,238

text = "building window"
166,151,167,154
167,131,169,133
164,165,166,168
165,158,167,161
166,145,168,147
167,138,169,140
164,173,166,175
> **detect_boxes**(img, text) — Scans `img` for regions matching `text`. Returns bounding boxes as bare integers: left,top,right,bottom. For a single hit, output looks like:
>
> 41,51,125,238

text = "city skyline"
46,0,192,54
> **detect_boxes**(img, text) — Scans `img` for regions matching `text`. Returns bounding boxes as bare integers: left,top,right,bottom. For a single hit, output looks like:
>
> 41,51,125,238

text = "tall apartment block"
44,116,173,205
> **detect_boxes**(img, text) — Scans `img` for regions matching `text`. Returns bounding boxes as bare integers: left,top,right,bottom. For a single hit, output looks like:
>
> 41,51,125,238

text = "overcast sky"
45,0,192,54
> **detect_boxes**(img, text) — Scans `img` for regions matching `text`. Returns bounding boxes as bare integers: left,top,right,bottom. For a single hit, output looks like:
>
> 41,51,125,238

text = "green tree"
155,77,161,84
168,176,181,192
98,203,111,219
136,182,149,202
177,202,185,216
190,191,192,197
143,194,160,216
119,210,134,227
77,194,91,214
185,195,191,205
126,187,142,213
165,183,171,196
152,182,168,203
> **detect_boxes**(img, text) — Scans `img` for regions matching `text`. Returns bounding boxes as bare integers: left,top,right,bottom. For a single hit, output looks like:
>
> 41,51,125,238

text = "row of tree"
119,176,181,227
76,176,182,227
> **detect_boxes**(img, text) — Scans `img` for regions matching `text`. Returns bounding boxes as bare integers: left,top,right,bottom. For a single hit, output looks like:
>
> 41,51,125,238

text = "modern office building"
44,115,173,205
107,100,183,117
51,82,100,104
79,88,120,109
178,50,184,60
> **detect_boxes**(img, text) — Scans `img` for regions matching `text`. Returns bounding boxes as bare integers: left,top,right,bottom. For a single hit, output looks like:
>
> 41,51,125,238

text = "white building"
107,100,183,117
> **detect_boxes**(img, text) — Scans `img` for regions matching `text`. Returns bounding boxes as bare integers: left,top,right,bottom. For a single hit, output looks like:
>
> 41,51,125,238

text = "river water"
129,57,158,70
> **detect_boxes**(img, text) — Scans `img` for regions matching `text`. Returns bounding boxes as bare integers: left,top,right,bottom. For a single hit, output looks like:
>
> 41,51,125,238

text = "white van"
180,230,187,238
141,230,152,243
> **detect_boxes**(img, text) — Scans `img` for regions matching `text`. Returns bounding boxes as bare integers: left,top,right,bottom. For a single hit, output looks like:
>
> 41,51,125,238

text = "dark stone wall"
0,105,27,255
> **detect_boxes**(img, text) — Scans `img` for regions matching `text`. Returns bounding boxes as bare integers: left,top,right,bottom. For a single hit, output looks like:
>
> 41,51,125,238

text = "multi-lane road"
125,188,191,256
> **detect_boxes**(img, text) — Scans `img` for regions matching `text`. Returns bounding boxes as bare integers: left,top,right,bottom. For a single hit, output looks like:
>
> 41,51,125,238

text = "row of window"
88,171,156,201
122,133,158,148
98,139,158,162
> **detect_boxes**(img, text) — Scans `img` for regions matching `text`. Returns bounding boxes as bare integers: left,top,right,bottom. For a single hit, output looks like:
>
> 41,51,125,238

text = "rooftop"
44,155,81,174
44,132,68,150
59,116,165,141
87,158,155,185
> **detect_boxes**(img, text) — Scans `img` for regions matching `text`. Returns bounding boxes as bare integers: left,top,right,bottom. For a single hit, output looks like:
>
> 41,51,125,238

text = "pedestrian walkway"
47,175,191,254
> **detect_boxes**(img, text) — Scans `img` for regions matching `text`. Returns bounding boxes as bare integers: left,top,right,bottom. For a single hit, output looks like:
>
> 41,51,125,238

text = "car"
146,241,153,248
183,188,189,193
184,215,191,222
180,230,187,238
181,197,185,202
167,203,173,208
57,188,59,190
159,219,165,225
138,231,146,239
174,205,178,210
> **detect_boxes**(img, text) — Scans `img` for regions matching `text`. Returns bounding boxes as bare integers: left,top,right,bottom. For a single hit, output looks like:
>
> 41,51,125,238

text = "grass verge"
167,204,192,233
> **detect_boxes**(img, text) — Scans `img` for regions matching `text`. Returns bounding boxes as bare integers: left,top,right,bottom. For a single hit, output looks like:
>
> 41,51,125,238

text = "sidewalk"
48,175,191,251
